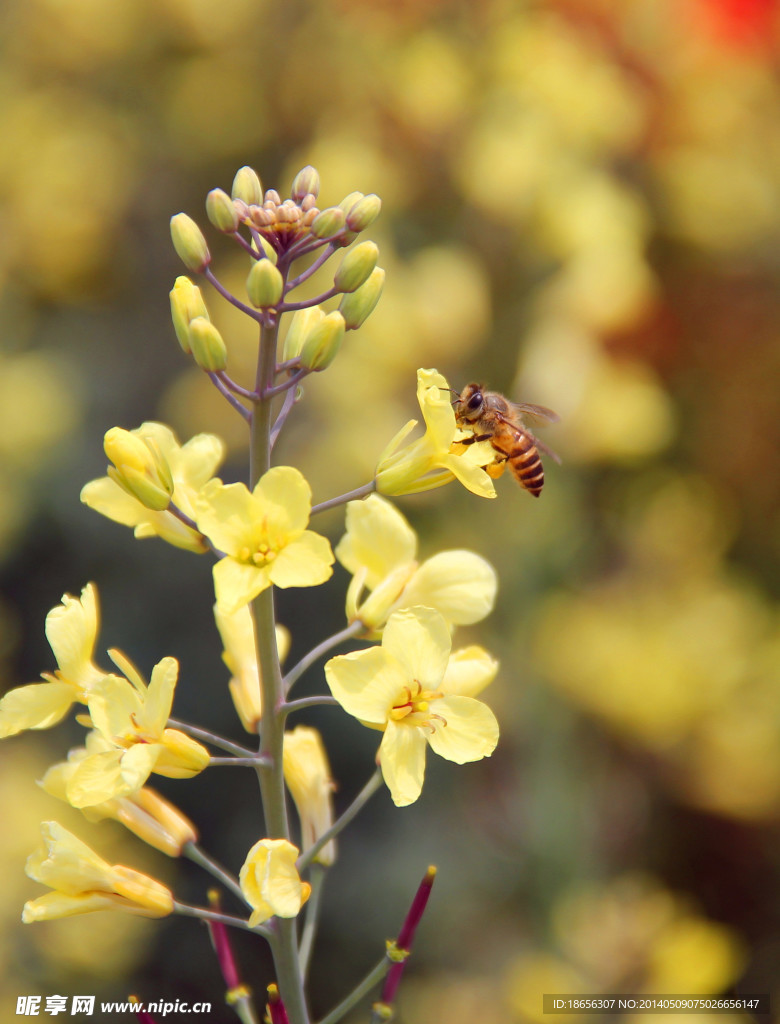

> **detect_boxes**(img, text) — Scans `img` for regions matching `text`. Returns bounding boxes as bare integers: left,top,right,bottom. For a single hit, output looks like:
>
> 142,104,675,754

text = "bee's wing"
513,401,560,424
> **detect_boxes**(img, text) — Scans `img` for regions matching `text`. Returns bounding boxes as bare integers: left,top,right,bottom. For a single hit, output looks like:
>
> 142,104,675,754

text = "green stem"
298,769,383,873
283,620,365,694
316,957,390,1024
173,901,269,937
184,842,246,904
250,312,311,1024
298,864,326,981
310,480,376,516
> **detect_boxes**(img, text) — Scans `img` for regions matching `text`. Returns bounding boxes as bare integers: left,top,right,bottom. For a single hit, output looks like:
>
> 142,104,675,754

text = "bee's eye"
468,393,482,410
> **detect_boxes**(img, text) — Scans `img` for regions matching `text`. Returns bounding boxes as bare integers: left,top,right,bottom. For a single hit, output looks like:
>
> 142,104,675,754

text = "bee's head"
454,383,484,422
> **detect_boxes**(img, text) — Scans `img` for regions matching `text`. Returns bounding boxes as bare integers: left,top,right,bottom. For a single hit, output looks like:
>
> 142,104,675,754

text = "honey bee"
453,383,560,497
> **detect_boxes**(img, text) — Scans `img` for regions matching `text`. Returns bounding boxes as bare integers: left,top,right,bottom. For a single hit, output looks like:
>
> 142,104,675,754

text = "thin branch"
168,718,256,757
309,480,376,516
285,245,334,293
297,769,383,874
174,901,271,938
277,286,339,314
264,368,310,399
316,957,390,1024
204,268,265,322
299,864,326,983
214,370,259,401
210,755,273,768
184,842,246,904
283,620,365,693
280,695,340,719
270,383,299,450
207,372,252,421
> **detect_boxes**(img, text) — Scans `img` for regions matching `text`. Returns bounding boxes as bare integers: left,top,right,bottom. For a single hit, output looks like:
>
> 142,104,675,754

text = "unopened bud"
170,213,211,273
300,311,345,371
339,267,385,329
188,317,227,372
345,193,382,232
104,428,174,511
338,191,364,215
334,241,379,293
170,276,209,352
232,166,263,206
282,306,325,361
291,165,320,203
310,206,346,240
206,188,241,232
246,259,284,308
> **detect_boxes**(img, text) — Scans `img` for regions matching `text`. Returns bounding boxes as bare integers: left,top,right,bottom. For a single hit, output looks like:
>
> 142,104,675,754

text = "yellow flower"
325,606,499,807
337,493,497,632
0,584,106,738
66,651,209,808
283,726,337,866
22,821,173,922
215,603,291,732
375,369,496,497
196,466,334,614
239,838,311,927
41,738,198,856
81,423,225,553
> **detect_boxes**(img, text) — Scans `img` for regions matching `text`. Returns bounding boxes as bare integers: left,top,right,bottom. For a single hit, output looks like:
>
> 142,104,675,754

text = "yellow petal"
269,531,334,589
196,479,258,555
0,681,75,737
442,646,499,697
379,719,427,807
382,606,450,690
142,657,179,733
239,838,309,924
426,695,499,764
401,551,497,625
254,466,312,534
87,675,144,742
213,557,270,614
45,583,104,690
325,647,406,724
336,494,417,588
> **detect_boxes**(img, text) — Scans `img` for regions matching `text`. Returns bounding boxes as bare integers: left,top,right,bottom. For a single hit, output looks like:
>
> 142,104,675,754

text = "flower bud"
345,193,382,232
282,306,325,362
188,317,228,372
291,165,320,203
246,259,284,308
310,206,346,239
104,427,174,511
338,191,364,214
170,276,209,353
339,267,385,329
232,166,263,206
283,727,336,866
170,213,211,273
334,241,379,293
206,188,241,232
299,311,345,371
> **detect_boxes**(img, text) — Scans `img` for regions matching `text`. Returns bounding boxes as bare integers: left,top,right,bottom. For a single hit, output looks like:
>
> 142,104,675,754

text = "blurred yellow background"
1,0,779,1019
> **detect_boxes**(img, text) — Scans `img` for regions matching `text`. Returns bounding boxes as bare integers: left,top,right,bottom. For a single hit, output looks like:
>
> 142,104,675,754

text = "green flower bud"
339,267,385,329
206,188,240,232
310,207,346,240
104,428,174,512
291,165,320,203
232,166,263,206
170,276,209,353
188,316,227,372
338,191,364,214
300,311,346,372
345,193,382,232
334,241,379,293
282,307,325,362
246,259,284,308
170,213,211,273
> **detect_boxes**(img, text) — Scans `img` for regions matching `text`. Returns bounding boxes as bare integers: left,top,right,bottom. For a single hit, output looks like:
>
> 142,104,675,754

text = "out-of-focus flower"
283,726,336,866
214,603,291,732
23,822,173,922
81,423,225,553
40,739,198,857
325,606,499,807
375,369,496,498
239,838,311,927
337,493,497,632
196,467,334,614
66,652,209,808
0,584,105,738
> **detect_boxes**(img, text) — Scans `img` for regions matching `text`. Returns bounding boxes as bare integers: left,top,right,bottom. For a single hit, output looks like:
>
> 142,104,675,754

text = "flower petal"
336,495,417,587
401,551,497,626
443,454,496,498
442,646,499,697
325,647,407,724
381,607,450,690
269,531,334,589
195,479,258,555
213,557,270,614
427,695,499,764
254,466,312,535
0,682,75,737
142,657,179,733
87,675,144,743
379,719,427,807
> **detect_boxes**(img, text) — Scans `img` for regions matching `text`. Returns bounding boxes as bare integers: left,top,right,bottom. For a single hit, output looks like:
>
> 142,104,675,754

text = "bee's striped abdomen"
495,433,544,497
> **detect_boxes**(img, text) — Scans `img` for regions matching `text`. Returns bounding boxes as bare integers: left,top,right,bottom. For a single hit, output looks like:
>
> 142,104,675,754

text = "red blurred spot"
695,0,778,51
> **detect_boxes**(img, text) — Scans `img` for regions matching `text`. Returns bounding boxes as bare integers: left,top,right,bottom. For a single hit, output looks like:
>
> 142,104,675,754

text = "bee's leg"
458,433,492,445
